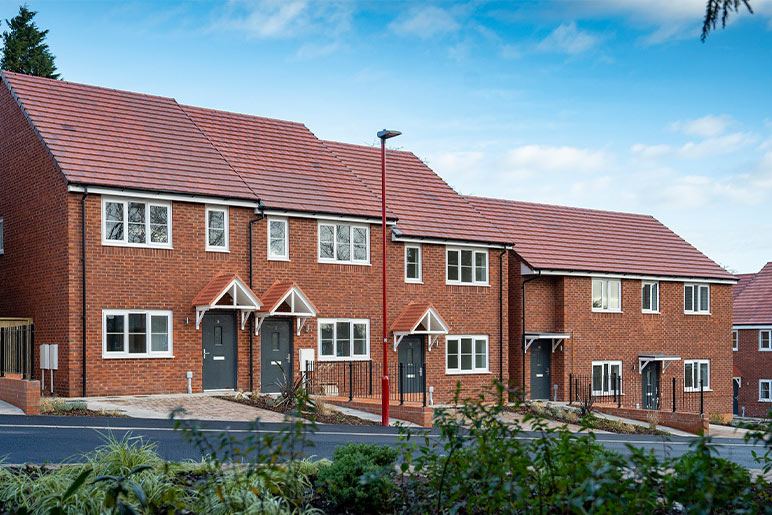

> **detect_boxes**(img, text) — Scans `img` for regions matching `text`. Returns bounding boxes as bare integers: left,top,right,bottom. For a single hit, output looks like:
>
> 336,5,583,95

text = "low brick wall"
0,376,40,414
595,405,708,435
323,397,434,427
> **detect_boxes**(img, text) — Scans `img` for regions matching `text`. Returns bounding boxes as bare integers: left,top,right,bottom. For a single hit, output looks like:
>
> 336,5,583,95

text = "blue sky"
4,0,772,273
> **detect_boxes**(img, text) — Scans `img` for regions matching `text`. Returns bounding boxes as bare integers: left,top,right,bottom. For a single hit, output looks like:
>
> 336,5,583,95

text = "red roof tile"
181,106,388,219
2,71,255,200
733,273,757,300
257,281,318,314
734,262,772,325
323,141,510,244
391,302,448,333
466,196,734,280
191,274,259,307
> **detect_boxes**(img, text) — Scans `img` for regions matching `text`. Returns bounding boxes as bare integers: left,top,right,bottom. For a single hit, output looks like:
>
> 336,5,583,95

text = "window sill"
405,279,423,284
642,310,660,315
759,399,772,403
318,259,371,266
446,282,490,287
593,392,624,397
591,309,623,314
684,312,711,316
102,354,175,359
684,388,713,393
759,348,772,352
445,369,491,376
206,247,230,253
102,241,173,250
316,356,371,362
268,256,290,262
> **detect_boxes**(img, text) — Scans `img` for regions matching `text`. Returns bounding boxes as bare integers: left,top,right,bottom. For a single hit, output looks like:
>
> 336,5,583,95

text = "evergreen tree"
702,0,754,41
1,5,59,78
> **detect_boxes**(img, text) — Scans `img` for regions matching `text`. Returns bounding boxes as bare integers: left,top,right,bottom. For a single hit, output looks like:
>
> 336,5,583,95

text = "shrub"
316,443,397,512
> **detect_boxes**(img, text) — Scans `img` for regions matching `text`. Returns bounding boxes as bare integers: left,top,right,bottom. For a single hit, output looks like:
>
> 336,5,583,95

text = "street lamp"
377,129,401,426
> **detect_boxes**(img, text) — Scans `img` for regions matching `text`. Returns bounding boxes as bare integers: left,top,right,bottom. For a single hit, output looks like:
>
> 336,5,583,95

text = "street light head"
377,129,401,140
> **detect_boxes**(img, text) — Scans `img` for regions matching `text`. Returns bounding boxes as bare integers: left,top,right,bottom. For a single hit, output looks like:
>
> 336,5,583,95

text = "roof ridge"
177,102,261,203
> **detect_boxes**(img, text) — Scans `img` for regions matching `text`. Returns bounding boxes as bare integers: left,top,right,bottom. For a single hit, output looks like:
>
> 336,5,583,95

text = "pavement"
0,399,23,415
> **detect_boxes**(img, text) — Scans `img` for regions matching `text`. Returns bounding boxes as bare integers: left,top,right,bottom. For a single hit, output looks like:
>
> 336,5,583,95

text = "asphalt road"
0,414,767,469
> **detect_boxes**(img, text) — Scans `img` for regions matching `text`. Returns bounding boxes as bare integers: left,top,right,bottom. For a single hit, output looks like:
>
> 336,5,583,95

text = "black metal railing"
304,360,426,406
0,323,35,379
568,372,704,414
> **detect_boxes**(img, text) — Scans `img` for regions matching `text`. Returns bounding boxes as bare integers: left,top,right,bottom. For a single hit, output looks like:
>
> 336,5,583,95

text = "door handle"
203,349,210,360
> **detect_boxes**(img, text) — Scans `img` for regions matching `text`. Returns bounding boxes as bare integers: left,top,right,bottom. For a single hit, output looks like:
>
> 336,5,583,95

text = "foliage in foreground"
4,384,772,513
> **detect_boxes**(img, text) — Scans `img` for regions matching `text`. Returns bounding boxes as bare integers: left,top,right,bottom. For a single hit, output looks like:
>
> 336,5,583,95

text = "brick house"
467,197,736,416
733,262,772,418
0,71,511,404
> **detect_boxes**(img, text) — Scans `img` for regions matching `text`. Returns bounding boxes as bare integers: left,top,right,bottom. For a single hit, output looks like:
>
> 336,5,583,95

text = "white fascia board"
392,234,509,249
734,325,772,329
68,184,258,208
535,269,737,285
263,209,397,226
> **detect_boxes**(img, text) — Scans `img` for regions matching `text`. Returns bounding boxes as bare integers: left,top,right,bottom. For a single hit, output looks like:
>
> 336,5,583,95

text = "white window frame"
445,247,489,286
641,281,659,313
404,244,422,283
0,217,4,255
102,309,173,358
317,222,370,265
591,360,623,396
445,335,489,374
101,196,173,249
760,330,772,351
205,205,229,252
267,217,289,261
591,278,622,312
684,359,710,392
684,283,710,315
760,380,772,402
733,330,739,351
317,318,370,361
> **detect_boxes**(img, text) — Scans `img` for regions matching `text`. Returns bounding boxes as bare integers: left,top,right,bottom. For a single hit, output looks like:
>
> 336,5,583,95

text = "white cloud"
388,6,460,39
501,144,609,179
670,114,733,138
632,130,757,160
536,21,600,54
217,0,352,39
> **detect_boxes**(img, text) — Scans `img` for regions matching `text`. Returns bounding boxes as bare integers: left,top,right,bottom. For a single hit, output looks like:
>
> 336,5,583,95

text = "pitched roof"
1,71,255,200
180,106,388,219
466,196,734,281
734,273,757,300
734,262,772,325
323,141,509,244
191,274,260,308
256,281,317,315
390,302,449,334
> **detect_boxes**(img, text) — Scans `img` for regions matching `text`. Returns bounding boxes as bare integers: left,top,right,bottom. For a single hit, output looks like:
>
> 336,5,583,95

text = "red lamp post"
377,129,401,426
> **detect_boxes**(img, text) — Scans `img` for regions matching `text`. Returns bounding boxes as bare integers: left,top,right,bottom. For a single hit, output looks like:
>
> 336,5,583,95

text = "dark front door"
202,312,237,390
530,339,551,400
642,362,660,410
398,336,424,395
733,380,739,415
261,318,293,393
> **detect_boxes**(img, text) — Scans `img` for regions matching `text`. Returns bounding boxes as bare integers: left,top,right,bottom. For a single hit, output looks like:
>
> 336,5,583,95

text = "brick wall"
60,194,507,403
0,82,70,392
0,377,41,414
508,255,733,416
735,328,772,418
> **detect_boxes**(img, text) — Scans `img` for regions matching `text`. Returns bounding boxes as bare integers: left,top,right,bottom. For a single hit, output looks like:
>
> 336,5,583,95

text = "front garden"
3,383,772,513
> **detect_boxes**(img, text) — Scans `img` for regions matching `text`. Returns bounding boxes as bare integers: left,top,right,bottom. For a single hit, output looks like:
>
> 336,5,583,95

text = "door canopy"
255,281,317,335
391,302,449,351
524,332,571,353
192,274,262,330
638,354,681,374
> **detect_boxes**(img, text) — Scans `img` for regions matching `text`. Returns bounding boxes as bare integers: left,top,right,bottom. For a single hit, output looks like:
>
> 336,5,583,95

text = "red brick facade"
509,254,734,417
734,328,772,418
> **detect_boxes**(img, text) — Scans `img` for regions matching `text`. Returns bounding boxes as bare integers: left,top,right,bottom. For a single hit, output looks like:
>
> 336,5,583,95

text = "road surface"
0,414,766,469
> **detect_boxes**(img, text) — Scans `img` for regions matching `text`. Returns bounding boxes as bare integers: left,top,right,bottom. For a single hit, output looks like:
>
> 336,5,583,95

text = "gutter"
81,186,88,397
248,200,266,392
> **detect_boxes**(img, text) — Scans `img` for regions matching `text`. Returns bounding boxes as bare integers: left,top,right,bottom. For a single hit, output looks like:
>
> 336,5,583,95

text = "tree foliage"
702,0,754,41
1,5,59,78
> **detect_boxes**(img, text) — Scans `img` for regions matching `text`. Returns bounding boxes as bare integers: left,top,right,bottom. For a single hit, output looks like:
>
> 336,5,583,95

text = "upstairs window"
405,245,422,283
733,330,738,351
592,278,621,312
318,223,369,264
684,284,710,314
760,330,772,351
684,359,710,391
103,197,171,248
268,218,288,260
318,319,369,360
641,281,659,313
206,206,228,252
103,310,173,358
446,248,488,285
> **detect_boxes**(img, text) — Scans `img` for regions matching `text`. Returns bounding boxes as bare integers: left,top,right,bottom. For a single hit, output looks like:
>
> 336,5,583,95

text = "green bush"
316,442,397,512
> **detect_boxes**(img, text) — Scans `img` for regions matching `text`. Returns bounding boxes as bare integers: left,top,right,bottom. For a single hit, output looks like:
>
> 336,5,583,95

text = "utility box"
40,344,49,369
49,345,58,370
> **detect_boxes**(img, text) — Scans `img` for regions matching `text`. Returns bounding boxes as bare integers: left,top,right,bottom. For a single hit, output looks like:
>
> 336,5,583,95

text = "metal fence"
568,372,705,414
304,360,427,406
0,322,35,379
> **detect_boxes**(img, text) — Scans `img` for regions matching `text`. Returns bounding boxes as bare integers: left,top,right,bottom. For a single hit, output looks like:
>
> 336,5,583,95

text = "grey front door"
642,362,660,410
398,336,424,395
261,318,292,393
202,312,237,390
530,339,551,400
733,380,739,415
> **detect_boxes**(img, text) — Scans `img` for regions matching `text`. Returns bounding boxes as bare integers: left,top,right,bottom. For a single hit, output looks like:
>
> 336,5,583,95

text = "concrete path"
0,399,23,415
709,423,753,439
68,392,287,422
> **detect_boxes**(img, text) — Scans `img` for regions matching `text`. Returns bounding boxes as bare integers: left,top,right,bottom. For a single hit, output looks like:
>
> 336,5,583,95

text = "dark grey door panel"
530,340,551,400
202,312,236,390
642,362,660,410
398,336,424,395
261,318,292,394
